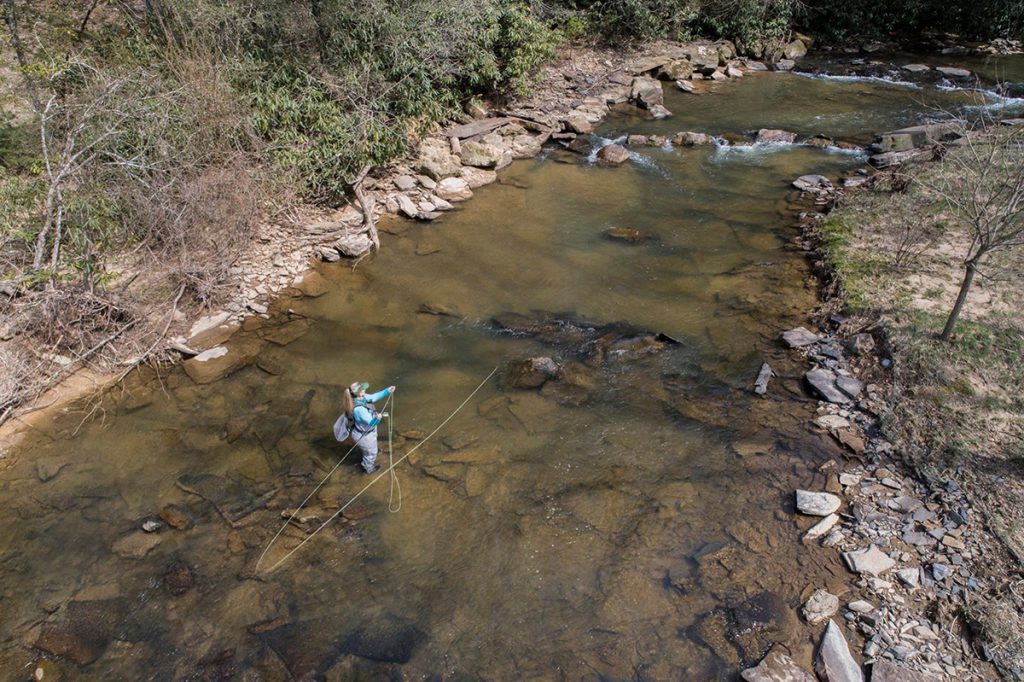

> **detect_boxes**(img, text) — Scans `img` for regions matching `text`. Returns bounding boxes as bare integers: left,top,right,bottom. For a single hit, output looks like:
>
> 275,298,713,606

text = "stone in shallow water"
796,490,842,516
756,128,798,144
793,175,833,192
36,598,127,665
804,513,840,541
805,368,851,404
112,531,161,559
816,619,864,682
597,143,630,165
843,544,895,576
741,648,816,682
936,66,971,78
782,327,820,348
803,589,839,625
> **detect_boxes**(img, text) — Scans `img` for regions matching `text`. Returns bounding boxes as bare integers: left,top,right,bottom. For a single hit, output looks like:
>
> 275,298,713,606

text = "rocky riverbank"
750,136,1022,678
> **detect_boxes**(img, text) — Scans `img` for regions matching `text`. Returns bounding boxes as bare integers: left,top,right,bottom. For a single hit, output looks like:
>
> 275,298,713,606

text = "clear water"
0,67,993,679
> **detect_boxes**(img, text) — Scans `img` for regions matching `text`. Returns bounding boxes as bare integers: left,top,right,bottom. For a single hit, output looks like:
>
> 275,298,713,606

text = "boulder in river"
782,39,807,60
507,357,562,388
936,66,971,78
629,76,664,109
673,131,713,145
755,129,798,144
796,490,841,516
742,648,816,682
597,144,630,165
816,619,864,682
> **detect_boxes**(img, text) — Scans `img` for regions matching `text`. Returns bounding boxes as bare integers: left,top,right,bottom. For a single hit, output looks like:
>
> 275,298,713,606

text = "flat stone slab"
902,63,930,72
835,374,864,400
805,368,851,404
782,327,820,348
804,513,840,541
817,619,864,682
843,544,895,576
815,414,851,430
796,490,841,516
936,66,971,78
112,531,161,559
871,659,934,682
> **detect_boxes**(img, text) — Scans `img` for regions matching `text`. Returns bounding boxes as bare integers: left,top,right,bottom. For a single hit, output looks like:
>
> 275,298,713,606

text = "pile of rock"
765,322,993,679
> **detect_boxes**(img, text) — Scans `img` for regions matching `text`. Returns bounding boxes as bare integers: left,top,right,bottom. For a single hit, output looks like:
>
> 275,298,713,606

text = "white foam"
793,71,922,90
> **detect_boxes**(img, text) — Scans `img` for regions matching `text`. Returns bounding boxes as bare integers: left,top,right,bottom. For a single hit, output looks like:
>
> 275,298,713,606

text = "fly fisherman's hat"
349,381,370,395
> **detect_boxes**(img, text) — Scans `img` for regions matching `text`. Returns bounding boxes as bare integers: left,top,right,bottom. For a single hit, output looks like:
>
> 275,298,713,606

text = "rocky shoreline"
746,145,1020,679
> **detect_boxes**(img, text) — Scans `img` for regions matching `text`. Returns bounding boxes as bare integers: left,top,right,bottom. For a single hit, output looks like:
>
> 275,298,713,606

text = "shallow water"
0,67,992,679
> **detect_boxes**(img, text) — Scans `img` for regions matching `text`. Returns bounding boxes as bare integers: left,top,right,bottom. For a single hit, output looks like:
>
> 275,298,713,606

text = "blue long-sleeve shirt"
353,388,392,430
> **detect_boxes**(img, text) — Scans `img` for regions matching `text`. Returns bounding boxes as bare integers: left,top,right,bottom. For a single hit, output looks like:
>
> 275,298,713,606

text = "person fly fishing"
335,382,395,473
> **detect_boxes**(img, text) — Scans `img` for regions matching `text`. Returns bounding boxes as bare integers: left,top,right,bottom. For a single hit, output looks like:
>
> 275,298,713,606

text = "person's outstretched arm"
364,385,395,403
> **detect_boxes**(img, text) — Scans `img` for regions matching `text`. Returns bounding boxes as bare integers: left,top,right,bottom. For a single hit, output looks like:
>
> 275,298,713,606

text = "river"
2,56,1023,679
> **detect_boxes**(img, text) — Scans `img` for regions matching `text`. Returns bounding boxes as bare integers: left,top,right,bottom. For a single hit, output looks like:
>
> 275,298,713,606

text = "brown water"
0,71,997,679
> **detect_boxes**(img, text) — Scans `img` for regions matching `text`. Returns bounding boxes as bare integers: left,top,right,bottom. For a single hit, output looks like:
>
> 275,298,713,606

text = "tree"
919,125,1024,341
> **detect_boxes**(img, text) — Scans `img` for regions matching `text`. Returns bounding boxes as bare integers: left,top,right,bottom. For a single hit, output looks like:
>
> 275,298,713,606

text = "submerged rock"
604,226,645,242
36,598,127,665
160,504,193,530
112,531,162,559
506,357,561,388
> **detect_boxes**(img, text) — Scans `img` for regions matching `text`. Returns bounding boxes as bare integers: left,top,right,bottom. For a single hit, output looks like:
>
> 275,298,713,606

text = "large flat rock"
816,619,864,682
796,490,841,516
842,544,895,576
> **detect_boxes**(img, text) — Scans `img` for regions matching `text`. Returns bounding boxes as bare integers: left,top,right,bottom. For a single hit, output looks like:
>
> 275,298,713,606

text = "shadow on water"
0,65,997,678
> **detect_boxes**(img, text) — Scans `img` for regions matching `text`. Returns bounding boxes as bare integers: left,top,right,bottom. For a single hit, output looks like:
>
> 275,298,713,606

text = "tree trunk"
2,0,41,112
940,261,977,341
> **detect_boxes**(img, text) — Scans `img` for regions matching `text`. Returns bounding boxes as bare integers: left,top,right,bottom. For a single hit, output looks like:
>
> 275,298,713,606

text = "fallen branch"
349,163,379,251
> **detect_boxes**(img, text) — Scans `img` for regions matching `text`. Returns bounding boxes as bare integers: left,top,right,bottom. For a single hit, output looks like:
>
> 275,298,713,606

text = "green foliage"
699,0,796,47
804,0,1024,43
